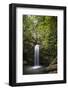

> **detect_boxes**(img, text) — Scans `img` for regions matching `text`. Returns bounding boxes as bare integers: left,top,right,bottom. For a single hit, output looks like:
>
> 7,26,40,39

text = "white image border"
16,7,64,83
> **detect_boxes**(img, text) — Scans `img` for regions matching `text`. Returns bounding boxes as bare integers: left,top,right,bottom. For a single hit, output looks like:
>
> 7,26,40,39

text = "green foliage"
23,15,57,66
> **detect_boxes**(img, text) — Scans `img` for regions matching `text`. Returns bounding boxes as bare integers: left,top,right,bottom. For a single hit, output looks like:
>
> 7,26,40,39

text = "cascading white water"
34,44,39,66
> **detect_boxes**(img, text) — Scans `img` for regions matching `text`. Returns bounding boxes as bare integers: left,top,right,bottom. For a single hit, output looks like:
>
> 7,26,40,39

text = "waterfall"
34,44,39,66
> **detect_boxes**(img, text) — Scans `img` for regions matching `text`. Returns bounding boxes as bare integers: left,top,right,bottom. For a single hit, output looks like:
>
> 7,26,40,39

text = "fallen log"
46,64,57,71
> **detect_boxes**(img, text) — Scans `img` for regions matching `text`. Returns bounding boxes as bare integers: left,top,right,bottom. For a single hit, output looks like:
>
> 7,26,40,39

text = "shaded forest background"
23,15,57,73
